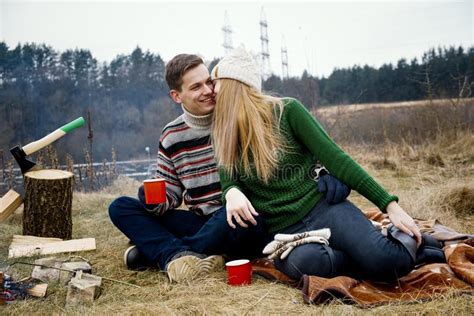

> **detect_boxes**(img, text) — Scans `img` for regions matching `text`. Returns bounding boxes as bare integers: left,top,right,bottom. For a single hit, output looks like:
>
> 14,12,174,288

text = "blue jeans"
108,196,266,270
273,199,414,282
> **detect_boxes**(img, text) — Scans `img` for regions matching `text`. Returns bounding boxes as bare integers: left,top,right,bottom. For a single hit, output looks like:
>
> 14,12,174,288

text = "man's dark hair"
165,54,204,91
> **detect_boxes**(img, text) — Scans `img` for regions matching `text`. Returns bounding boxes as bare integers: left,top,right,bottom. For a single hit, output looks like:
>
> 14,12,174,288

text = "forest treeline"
0,42,472,162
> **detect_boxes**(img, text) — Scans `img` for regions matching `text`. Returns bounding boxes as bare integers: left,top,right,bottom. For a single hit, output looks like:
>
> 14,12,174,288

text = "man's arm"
139,141,184,215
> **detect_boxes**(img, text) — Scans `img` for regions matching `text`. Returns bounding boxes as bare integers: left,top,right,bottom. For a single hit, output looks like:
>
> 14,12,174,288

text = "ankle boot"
414,233,446,266
387,225,446,267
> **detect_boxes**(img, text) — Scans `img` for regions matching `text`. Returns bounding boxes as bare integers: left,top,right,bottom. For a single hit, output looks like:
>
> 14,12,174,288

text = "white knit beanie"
211,46,262,92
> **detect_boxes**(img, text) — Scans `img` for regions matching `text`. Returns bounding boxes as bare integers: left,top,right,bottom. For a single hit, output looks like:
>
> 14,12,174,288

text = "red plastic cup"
143,179,166,204
226,259,252,286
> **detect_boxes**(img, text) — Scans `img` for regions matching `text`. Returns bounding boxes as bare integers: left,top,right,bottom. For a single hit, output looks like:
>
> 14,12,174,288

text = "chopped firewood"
31,257,62,282
60,262,92,286
8,235,96,258
65,271,102,307
11,235,63,245
0,189,23,223
26,283,48,298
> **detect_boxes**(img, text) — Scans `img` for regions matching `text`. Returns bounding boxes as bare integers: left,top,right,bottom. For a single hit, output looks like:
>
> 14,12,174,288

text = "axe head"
10,146,37,174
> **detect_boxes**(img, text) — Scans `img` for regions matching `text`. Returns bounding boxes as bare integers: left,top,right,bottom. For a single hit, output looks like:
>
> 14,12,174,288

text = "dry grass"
1,106,473,314
438,186,474,217
316,97,474,115
316,98,474,145
343,131,474,233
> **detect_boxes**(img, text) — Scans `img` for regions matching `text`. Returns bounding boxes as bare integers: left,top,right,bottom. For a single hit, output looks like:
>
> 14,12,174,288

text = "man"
108,54,349,283
109,54,268,283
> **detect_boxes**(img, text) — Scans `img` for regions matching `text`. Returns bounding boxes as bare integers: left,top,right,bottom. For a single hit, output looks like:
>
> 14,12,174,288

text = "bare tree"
449,73,473,138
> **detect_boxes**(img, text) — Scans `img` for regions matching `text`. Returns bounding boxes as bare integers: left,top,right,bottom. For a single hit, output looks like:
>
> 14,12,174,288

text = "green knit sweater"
220,98,398,233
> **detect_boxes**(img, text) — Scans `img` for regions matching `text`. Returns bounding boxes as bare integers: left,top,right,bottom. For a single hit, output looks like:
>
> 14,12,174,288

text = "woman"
210,47,444,282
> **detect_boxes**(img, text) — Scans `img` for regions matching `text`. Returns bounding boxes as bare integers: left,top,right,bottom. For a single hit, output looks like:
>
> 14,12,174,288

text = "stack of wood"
2,169,104,306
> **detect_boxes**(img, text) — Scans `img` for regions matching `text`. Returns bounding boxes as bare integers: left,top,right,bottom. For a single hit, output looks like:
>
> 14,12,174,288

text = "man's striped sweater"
152,105,222,216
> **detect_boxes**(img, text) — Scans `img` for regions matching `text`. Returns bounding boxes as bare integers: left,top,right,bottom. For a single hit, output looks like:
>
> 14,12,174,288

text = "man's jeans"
273,199,414,282
108,196,266,270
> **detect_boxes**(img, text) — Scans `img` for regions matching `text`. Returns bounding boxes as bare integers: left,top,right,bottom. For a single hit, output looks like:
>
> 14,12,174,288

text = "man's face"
170,64,215,116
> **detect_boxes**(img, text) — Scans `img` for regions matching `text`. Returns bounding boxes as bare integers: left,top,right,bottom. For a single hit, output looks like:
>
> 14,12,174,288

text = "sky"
1,0,473,78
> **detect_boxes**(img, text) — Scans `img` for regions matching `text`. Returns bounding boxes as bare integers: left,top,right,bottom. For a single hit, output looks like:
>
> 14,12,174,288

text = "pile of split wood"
2,235,100,306
0,169,110,307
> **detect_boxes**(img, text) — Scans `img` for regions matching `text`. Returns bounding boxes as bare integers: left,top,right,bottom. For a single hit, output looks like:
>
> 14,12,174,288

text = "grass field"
316,98,474,145
1,100,473,314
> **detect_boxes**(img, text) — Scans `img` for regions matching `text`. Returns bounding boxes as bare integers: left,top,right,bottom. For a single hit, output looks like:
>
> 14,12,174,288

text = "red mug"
226,259,252,286
143,179,166,204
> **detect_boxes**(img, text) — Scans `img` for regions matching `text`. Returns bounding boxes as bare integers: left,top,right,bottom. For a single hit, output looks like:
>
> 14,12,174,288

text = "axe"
10,117,85,174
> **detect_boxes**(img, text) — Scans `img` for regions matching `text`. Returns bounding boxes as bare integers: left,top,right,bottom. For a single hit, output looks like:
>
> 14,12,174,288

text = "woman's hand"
386,201,422,247
225,188,259,229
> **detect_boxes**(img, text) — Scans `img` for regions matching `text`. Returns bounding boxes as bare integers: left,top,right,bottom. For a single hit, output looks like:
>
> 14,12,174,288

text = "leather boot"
414,233,446,266
387,225,446,267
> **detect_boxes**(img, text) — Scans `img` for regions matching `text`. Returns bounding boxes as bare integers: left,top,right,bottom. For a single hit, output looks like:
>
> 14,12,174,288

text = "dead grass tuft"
425,152,445,167
371,157,398,170
438,186,474,218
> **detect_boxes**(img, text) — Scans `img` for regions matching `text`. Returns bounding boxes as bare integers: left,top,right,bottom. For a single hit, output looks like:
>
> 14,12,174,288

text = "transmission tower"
281,35,289,79
259,7,271,80
222,11,233,55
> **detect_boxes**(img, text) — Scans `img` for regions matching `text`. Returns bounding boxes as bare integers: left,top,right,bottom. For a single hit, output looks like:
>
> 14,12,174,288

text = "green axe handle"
22,117,85,156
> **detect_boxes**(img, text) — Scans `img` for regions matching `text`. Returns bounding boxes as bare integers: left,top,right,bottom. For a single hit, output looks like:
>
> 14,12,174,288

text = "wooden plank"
8,238,96,258
0,189,23,223
10,235,63,246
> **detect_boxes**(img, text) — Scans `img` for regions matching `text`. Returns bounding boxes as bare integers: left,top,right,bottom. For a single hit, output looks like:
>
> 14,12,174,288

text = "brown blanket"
252,209,474,307
301,244,473,307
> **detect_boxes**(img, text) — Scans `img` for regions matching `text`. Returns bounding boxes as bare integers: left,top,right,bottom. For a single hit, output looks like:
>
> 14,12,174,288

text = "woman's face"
213,79,221,96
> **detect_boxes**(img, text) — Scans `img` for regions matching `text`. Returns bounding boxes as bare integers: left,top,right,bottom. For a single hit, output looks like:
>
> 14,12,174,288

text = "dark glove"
138,184,162,210
318,174,351,204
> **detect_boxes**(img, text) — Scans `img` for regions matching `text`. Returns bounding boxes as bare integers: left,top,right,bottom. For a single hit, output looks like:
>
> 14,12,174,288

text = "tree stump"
23,169,74,239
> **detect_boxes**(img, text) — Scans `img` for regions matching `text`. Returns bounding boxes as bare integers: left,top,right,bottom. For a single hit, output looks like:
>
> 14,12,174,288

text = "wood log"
23,169,74,239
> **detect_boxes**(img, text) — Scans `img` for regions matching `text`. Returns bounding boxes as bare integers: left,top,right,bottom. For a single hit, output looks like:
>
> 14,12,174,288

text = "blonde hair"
212,79,286,183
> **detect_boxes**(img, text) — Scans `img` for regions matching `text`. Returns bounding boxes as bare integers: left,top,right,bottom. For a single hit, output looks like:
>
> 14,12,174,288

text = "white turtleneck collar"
181,104,213,130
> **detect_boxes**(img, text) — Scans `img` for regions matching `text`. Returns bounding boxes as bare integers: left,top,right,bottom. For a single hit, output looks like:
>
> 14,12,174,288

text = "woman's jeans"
109,196,266,270
273,199,414,282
